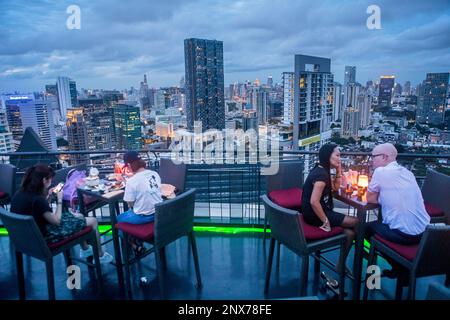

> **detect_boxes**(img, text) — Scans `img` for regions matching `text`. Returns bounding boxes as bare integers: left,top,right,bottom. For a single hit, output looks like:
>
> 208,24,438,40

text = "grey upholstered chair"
262,195,347,299
0,207,103,300
0,164,17,208
158,157,187,194
421,169,450,224
363,225,450,300
116,188,201,299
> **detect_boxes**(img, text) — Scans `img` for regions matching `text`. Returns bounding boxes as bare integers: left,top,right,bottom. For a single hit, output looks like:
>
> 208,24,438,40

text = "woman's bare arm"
310,181,329,224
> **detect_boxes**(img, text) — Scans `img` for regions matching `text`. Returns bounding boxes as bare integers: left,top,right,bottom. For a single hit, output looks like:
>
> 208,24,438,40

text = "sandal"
133,244,145,257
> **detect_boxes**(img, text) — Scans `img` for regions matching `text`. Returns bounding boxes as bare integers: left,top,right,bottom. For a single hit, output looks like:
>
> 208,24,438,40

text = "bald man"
366,143,430,276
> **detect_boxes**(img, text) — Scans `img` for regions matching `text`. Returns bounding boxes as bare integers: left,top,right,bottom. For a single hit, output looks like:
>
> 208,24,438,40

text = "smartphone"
53,182,64,193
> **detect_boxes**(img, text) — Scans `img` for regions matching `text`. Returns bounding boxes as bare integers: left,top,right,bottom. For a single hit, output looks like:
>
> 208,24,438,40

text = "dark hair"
129,159,146,173
21,164,55,195
317,143,338,209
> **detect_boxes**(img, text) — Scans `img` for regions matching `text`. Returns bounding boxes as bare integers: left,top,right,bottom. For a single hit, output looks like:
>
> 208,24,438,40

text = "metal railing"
1,149,449,226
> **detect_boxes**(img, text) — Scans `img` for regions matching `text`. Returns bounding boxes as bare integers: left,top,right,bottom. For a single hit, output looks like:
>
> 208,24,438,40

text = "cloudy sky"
0,0,449,92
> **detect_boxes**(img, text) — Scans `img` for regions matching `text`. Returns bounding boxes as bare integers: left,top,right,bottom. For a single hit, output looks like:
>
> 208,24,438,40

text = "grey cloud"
0,0,449,91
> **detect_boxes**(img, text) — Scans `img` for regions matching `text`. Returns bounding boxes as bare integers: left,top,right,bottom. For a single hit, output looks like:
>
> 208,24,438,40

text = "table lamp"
357,175,369,197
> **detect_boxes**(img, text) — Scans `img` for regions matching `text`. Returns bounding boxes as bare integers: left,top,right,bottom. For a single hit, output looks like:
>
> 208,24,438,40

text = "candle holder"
357,175,369,199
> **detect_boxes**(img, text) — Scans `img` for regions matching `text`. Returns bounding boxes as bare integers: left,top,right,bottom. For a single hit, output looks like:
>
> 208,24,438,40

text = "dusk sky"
1,0,449,92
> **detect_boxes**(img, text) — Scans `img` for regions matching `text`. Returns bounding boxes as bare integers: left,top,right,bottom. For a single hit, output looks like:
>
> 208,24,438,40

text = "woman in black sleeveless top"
302,143,358,273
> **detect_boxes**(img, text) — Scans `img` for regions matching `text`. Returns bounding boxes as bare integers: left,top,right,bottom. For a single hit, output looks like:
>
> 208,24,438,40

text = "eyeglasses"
368,153,385,160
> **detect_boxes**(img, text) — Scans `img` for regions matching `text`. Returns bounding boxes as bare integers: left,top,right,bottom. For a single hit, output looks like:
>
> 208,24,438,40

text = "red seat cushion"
115,222,155,241
0,191,7,199
298,215,343,240
48,226,93,250
269,188,303,210
374,235,419,261
424,202,445,217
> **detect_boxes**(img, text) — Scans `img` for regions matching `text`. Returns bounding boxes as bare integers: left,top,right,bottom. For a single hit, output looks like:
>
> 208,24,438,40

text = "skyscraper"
242,110,258,132
0,106,14,155
3,94,57,150
267,75,273,87
342,107,360,139
184,38,225,131
403,81,411,96
78,98,115,150
66,108,89,164
358,93,372,129
282,72,295,125
57,76,78,119
113,103,142,150
343,66,357,118
344,66,356,87
332,82,343,122
139,74,150,112
256,89,269,125
417,73,450,125
293,54,333,151
393,82,402,96
378,76,395,110
343,83,361,109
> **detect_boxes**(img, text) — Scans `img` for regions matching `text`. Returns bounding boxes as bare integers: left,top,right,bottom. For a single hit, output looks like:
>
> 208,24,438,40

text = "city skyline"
1,0,449,92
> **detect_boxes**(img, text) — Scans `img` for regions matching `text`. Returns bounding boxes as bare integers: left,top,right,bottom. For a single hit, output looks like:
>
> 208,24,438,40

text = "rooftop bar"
0,149,449,301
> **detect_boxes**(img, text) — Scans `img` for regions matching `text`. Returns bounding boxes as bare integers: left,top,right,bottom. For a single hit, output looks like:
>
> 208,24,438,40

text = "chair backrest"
266,160,303,194
261,195,308,254
51,164,87,188
154,188,196,248
413,225,450,276
421,169,450,215
0,207,51,260
0,164,17,196
159,157,187,193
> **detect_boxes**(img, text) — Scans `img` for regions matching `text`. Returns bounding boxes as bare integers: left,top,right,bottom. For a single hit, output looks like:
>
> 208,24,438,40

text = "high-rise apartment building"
417,73,450,125
184,38,225,131
3,94,56,150
293,54,334,151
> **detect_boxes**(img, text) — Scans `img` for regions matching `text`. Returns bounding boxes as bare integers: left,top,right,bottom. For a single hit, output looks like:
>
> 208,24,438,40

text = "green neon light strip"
194,226,267,234
0,225,269,236
0,226,372,251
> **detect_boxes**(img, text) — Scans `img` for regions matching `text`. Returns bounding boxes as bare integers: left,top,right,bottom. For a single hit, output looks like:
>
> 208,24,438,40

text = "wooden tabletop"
333,188,379,211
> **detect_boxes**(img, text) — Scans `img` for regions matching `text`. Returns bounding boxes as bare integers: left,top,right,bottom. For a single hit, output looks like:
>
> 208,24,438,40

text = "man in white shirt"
366,143,430,276
118,151,163,224
367,143,430,242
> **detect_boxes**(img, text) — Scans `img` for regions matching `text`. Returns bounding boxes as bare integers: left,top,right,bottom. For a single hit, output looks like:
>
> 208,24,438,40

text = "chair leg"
15,251,25,300
276,241,281,269
121,234,132,299
189,232,202,288
338,243,346,300
160,247,167,271
155,247,165,299
264,216,267,239
63,250,72,268
407,273,416,301
90,235,103,293
300,255,309,297
314,251,321,275
264,238,276,294
45,258,55,300
395,280,403,300
363,243,376,300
